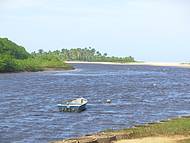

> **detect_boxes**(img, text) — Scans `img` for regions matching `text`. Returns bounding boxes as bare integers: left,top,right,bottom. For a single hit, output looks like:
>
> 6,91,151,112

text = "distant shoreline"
66,61,190,68
0,66,75,74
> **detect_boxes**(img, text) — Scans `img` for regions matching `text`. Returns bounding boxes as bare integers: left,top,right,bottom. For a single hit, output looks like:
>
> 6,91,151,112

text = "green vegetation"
0,38,135,73
52,117,190,143
34,47,135,63
179,139,190,143
0,38,30,59
0,38,72,73
106,117,190,139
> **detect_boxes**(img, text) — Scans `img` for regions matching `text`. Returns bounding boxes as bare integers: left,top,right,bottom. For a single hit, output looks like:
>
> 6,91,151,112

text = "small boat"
57,98,88,112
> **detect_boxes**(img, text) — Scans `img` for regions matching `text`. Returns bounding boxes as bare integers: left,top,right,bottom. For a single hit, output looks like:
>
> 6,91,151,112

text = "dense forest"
32,47,135,63
0,38,135,73
0,38,72,72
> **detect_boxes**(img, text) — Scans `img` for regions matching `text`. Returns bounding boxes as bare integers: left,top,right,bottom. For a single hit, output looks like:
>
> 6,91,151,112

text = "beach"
66,61,190,68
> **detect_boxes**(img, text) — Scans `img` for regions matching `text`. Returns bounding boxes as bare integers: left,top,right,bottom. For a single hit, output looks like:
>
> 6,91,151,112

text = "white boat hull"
57,98,87,112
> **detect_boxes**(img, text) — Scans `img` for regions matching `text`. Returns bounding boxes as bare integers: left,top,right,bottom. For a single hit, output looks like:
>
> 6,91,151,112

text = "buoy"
106,99,112,103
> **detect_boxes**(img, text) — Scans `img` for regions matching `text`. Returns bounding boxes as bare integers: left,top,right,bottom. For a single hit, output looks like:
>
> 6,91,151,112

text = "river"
0,64,190,143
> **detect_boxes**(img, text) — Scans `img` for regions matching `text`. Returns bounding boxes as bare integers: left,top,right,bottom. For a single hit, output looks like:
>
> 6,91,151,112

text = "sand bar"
66,61,190,68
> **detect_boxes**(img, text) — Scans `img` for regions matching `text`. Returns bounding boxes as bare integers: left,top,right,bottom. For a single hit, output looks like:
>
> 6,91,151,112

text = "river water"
0,64,190,143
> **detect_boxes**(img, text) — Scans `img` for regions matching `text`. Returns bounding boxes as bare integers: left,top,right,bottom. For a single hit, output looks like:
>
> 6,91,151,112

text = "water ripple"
0,64,190,142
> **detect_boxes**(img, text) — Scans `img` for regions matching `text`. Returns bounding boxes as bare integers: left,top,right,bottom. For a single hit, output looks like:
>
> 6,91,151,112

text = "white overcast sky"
0,0,190,62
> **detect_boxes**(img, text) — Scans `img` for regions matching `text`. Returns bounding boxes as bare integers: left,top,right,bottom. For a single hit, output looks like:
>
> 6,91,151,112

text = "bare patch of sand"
66,61,190,68
115,136,190,143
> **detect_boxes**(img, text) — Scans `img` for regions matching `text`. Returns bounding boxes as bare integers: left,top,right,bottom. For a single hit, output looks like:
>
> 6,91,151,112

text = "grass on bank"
52,117,190,143
105,117,190,142
179,139,190,143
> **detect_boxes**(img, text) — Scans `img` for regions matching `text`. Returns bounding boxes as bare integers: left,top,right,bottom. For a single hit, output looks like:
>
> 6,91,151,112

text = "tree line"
32,47,135,63
0,37,135,73
0,38,72,73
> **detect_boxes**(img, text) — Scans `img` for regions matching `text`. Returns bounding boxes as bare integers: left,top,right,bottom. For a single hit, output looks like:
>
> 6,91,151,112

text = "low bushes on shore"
0,38,73,73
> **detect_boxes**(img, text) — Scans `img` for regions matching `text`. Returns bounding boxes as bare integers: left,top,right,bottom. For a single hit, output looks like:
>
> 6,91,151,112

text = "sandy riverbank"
116,136,190,143
51,117,190,143
66,61,190,68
